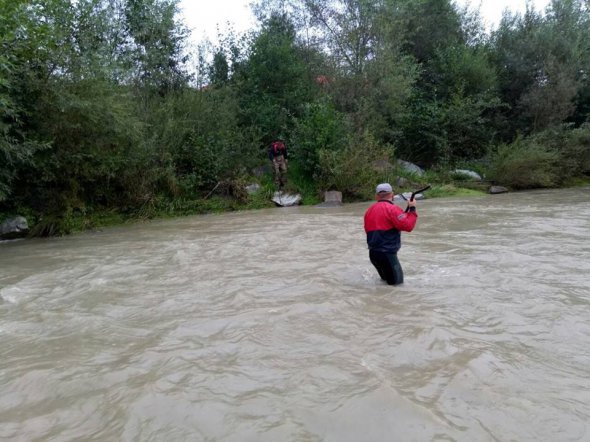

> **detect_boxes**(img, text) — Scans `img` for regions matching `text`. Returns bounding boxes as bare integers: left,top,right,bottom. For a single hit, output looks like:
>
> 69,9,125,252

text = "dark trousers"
369,250,404,285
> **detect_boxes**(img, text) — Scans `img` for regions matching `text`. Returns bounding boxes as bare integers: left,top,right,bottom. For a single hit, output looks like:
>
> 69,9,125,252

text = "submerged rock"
489,186,509,194
272,192,302,207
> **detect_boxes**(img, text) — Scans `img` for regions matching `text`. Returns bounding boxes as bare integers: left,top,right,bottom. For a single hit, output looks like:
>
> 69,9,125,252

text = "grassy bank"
0,180,492,237
2,171,589,238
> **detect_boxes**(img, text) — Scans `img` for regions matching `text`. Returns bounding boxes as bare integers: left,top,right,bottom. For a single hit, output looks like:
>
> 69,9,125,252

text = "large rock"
316,190,343,208
394,192,426,202
272,191,302,207
396,159,425,176
0,216,29,240
489,185,509,194
452,169,482,181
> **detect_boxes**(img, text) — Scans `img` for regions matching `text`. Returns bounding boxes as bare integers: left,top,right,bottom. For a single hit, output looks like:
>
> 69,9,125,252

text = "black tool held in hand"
403,185,431,212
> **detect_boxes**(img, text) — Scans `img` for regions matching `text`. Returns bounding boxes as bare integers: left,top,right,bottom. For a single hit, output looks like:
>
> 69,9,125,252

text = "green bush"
506,124,590,182
488,137,560,189
554,124,590,176
316,132,392,199
291,100,350,179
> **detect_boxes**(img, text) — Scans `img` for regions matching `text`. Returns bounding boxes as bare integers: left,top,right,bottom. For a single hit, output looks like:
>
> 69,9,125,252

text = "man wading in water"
364,183,418,285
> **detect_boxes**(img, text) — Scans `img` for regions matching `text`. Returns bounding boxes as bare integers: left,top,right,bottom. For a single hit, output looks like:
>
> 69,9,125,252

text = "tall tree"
236,12,312,142
0,0,51,203
491,0,589,135
394,0,501,164
304,0,380,75
124,0,190,92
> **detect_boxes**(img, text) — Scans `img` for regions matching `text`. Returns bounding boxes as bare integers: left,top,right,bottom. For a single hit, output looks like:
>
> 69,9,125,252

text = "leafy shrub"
488,137,560,189
510,124,590,180
568,124,590,175
316,132,392,199
291,100,350,179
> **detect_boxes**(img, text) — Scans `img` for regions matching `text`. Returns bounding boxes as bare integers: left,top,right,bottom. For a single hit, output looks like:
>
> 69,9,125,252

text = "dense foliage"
1,0,589,234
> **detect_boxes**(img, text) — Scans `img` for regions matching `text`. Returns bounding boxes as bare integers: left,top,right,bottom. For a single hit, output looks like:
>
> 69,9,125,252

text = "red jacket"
364,200,418,253
268,141,287,160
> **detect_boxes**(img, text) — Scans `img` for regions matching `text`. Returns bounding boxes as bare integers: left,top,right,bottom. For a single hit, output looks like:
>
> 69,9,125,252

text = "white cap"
376,183,393,194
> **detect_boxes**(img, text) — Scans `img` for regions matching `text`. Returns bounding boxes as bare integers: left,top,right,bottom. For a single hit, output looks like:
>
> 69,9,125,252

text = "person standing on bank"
364,183,418,285
268,139,288,187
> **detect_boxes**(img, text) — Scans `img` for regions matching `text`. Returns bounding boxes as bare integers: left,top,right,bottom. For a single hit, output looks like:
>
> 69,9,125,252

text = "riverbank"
0,179,487,239
5,177,589,240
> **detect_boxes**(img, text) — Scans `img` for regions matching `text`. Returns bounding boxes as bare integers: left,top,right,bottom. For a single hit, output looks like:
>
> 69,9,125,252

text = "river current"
1,187,589,441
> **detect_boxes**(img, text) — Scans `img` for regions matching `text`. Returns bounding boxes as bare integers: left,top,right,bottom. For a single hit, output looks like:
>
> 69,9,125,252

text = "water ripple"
1,187,589,441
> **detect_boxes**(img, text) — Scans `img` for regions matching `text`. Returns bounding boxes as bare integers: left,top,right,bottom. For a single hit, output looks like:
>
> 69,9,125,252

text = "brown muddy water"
1,187,589,441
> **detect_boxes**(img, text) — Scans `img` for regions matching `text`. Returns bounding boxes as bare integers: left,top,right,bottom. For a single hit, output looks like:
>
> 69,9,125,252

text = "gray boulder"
316,190,343,208
272,191,302,207
396,159,425,176
394,192,426,202
489,185,509,194
453,169,482,181
0,216,29,240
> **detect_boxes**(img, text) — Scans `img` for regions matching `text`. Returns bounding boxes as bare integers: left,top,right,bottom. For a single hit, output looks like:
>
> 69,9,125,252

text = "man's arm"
389,204,418,232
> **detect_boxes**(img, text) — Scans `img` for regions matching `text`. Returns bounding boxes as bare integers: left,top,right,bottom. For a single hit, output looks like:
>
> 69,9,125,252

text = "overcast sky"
178,0,552,47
